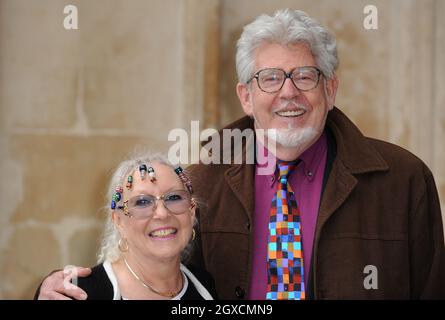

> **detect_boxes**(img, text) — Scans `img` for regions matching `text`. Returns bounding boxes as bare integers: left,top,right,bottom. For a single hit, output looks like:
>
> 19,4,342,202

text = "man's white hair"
236,9,338,84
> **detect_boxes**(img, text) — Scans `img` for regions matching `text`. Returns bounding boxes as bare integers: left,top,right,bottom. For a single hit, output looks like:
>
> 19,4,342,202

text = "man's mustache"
273,100,308,113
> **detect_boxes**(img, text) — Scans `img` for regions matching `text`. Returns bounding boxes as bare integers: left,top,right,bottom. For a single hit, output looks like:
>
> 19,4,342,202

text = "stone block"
0,226,60,299
68,226,103,267
0,0,80,130
9,135,149,224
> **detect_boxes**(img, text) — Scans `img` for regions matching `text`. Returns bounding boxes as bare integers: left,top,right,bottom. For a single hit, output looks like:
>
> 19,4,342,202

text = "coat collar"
211,107,389,173
326,107,388,174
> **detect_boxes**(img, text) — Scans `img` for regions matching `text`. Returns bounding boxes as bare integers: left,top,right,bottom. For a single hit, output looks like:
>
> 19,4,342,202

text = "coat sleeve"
409,166,445,299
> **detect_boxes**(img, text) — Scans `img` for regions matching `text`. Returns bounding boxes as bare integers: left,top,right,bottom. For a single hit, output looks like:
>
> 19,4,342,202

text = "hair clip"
148,166,156,182
139,164,147,180
175,166,193,194
126,175,133,190
111,186,123,209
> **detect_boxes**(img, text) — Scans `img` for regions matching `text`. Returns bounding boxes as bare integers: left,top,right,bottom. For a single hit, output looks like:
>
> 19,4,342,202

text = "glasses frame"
248,66,323,93
117,189,195,219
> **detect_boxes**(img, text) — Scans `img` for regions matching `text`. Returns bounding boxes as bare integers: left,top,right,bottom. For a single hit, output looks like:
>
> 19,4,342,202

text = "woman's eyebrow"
130,187,184,196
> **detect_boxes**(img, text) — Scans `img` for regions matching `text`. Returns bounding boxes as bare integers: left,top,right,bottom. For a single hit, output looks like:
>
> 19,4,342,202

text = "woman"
37,152,215,300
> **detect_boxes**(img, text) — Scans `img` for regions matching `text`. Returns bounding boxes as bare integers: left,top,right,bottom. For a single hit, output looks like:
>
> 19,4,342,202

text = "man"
38,9,445,300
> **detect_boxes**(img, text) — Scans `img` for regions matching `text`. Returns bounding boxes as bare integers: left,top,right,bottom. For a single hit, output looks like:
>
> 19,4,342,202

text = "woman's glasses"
117,190,194,219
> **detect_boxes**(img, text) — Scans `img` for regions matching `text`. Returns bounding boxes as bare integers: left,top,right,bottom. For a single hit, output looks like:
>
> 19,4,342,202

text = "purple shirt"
248,132,328,299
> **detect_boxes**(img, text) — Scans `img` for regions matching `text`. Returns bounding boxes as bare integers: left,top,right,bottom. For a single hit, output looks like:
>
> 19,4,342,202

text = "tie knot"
277,160,300,181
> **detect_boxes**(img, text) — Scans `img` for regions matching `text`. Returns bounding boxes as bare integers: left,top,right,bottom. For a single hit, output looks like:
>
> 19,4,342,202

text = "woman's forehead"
127,163,183,193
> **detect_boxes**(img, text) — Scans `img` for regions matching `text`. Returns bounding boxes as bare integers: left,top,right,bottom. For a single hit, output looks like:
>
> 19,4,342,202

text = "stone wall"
0,0,218,299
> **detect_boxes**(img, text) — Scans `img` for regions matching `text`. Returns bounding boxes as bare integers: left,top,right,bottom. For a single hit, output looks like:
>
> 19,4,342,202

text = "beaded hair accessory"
126,175,133,190
139,164,156,182
175,166,193,194
139,164,147,180
111,186,123,209
112,165,192,209
147,166,156,182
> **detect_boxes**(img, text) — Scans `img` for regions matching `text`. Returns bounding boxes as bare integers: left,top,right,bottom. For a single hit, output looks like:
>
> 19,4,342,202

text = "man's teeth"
150,228,177,237
276,110,305,117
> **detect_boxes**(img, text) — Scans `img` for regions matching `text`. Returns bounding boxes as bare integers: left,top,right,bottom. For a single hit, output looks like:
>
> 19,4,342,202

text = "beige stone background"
0,0,443,299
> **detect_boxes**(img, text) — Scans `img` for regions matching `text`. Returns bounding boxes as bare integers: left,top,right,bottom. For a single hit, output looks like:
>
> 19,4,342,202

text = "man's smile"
275,109,306,117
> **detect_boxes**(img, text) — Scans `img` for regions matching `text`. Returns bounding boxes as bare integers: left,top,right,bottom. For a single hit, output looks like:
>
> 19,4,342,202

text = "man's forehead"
255,42,315,66
256,41,311,53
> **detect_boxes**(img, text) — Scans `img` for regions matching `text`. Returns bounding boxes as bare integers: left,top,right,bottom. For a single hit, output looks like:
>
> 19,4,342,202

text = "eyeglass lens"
126,190,191,219
256,67,320,92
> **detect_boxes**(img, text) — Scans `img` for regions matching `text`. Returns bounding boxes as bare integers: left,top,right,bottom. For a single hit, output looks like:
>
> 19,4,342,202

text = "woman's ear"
112,211,124,234
190,200,197,220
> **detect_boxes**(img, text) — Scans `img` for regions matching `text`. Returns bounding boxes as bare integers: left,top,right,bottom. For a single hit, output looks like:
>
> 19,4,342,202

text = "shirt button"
235,286,245,299
307,171,314,180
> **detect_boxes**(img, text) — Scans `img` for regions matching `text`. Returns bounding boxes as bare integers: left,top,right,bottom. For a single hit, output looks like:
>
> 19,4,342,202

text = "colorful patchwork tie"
266,160,305,300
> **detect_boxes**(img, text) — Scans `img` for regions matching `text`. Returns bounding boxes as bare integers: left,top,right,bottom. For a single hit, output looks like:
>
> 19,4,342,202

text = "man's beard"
252,100,321,148
267,126,319,148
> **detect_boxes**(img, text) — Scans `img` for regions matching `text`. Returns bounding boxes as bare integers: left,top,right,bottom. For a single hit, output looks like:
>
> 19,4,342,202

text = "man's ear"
325,75,339,111
236,82,253,117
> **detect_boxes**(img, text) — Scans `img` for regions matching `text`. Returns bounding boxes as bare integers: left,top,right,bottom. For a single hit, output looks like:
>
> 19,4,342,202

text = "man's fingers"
38,266,89,300
62,266,91,282
43,291,73,300
60,266,89,300
76,267,92,278
59,284,88,300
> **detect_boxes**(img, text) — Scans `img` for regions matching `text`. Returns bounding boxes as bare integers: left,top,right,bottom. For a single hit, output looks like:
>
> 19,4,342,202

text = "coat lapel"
317,158,357,232
202,116,257,222
317,107,389,225
225,163,255,221
311,107,390,297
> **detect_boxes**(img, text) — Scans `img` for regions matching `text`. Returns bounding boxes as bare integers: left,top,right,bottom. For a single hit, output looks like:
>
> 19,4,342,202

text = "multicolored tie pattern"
266,160,305,300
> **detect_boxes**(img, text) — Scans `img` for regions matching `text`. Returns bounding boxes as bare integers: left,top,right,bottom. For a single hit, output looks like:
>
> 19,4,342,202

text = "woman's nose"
151,200,170,219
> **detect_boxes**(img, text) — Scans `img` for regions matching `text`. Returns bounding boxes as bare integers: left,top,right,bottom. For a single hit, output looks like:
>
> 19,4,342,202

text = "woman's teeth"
149,228,177,237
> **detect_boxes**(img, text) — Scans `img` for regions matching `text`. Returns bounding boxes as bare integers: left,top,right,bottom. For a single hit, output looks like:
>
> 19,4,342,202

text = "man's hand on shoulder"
37,266,91,300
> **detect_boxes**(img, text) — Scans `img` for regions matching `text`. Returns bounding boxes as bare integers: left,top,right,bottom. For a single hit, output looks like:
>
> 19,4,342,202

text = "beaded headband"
111,164,193,209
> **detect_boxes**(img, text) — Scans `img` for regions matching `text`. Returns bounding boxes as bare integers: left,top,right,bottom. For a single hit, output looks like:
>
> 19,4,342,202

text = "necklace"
123,258,183,298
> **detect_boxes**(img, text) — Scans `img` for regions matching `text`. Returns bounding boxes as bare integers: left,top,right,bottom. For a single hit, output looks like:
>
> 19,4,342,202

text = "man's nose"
278,77,301,99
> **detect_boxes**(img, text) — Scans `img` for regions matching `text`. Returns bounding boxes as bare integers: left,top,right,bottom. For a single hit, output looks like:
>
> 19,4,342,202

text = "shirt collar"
255,131,328,185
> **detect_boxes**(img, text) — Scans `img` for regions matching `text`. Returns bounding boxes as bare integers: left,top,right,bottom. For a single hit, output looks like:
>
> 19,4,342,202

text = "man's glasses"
117,190,194,220
249,66,323,93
